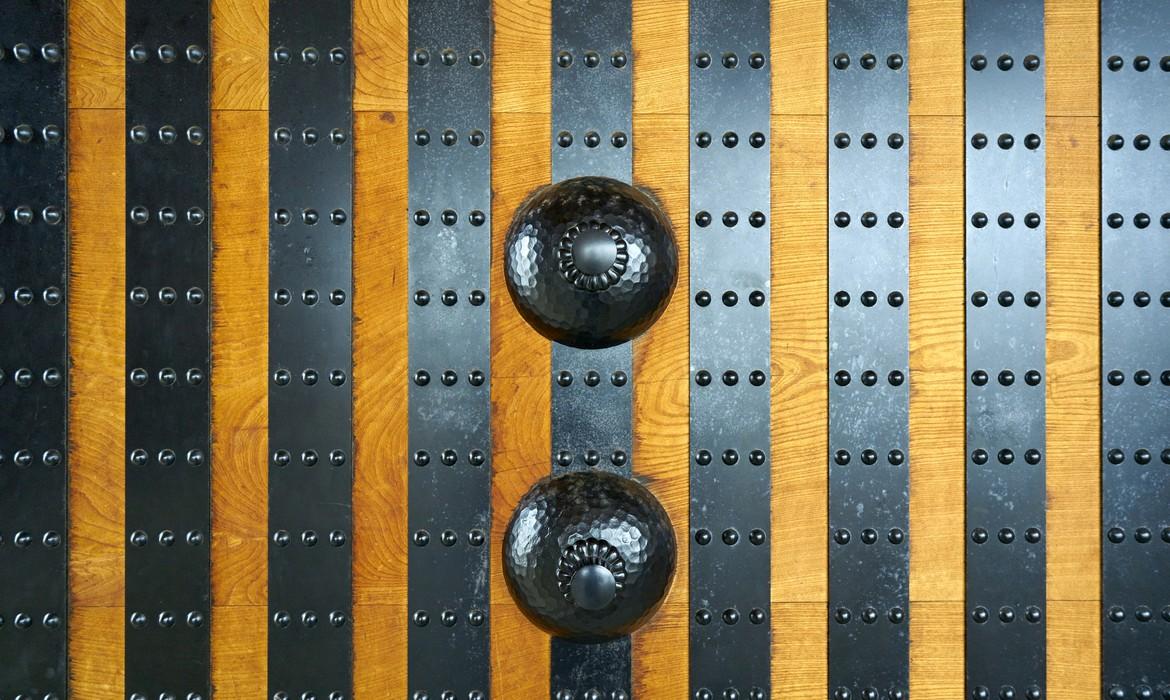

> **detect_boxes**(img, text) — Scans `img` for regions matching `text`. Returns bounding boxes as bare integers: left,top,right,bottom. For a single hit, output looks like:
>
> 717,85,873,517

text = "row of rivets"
1107,527,1170,542
411,209,487,226
969,132,1042,150
128,367,205,386
271,369,347,386
128,693,202,700
129,529,204,546
1105,54,1170,71
969,448,1043,465
832,132,904,149
413,369,486,386
555,50,625,69
694,210,767,227
273,127,346,146
553,369,626,387
129,448,204,466
412,449,487,467
1106,606,1170,622
0,449,64,467
833,370,906,387
694,528,766,546
971,527,1042,544
694,448,767,466
128,124,205,145
413,128,487,147
970,291,1042,307
0,287,64,305
0,206,64,225
0,531,63,547
695,290,767,306
0,43,63,62
272,208,347,226
832,688,906,700
694,370,768,386
271,610,347,627
1104,134,1170,150
833,291,906,307
1105,370,1170,385
411,609,485,627
272,692,344,700
413,289,486,306
128,44,205,63
555,130,627,148
834,607,906,624
1104,448,1170,464
411,529,486,547
271,449,346,467
0,124,63,143
694,688,766,700
834,449,905,465
695,607,767,625
832,53,904,70
128,206,206,225
130,287,205,305
414,692,487,700
1105,213,1170,228
832,211,906,228
272,530,346,547
128,611,204,628
415,47,486,67
969,212,1043,229
833,528,905,545
969,370,1043,386
694,131,766,149
970,686,1042,700
1106,686,1170,700
969,53,1041,71
272,46,346,65
0,368,64,386
273,288,347,305
0,612,63,628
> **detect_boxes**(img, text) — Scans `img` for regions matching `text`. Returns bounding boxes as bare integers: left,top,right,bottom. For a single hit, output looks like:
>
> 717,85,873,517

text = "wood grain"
62,0,1104,698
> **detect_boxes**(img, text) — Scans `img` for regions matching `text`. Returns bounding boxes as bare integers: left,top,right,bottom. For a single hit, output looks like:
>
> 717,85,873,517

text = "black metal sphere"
504,176,678,349
502,471,676,641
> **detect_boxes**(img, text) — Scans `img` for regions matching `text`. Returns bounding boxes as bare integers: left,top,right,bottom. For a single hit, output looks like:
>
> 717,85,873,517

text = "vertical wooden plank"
212,0,269,111
69,0,124,109
69,106,126,700
209,107,269,698
630,1,689,692
490,1,553,695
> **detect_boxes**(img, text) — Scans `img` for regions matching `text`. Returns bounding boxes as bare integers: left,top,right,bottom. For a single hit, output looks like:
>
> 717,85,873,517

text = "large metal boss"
502,176,679,641
503,176,678,349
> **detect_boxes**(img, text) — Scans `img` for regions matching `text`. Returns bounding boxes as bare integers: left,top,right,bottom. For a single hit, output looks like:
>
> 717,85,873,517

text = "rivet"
696,529,712,545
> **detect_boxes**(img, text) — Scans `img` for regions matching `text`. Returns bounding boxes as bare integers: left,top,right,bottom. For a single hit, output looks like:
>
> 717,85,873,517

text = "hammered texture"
504,176,678,349
503,471,677,641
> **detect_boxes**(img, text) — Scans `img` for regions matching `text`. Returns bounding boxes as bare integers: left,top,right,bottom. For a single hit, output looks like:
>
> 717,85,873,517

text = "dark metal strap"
0,3,69,698
963,3,1047,698
268,0,354,697
407,2,493,698
124,1,213,697
827,2,910,698
1100,2,1170,698
550,1,634,697
688,2,772,698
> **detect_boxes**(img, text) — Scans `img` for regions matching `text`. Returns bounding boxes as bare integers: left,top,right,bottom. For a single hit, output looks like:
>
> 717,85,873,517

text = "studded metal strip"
550,1,634,697
687,2,772,699
1100,2,1170,698
827,2,910,699
267,0,354,697
124,1,212,697
0,3,68,698
406,2,493,699
963,3,1047,698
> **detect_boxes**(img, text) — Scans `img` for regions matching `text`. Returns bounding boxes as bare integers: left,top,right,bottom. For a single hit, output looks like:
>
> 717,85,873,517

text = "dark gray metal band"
0,3,69,698
407,2,493,698
964,3,1047,698
268,0,354,696
827,2,910,698
688,2,772,699
124,1,212,698
1100,2,1170,698
550,1,634,697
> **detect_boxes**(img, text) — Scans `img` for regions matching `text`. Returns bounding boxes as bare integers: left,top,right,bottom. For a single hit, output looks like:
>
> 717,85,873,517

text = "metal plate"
0,1,69,697
827,2,910,698
964,2,1047,697
550,1,634,696
688,2,772,698
407,1,493,698
268,0,354,696
1100,2,1170,698
124,1,213,698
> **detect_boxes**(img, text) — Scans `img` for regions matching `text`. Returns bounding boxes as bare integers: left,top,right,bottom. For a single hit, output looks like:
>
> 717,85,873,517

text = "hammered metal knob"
504,176,678,349
503,471,676,641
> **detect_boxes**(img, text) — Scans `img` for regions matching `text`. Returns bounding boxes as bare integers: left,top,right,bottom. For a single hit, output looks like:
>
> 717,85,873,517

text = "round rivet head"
128,44,148,62
302,47,320,64
860,53,877,69
970,54,987,70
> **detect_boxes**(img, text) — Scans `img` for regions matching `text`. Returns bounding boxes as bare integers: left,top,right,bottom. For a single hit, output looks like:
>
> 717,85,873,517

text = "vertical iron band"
407,1,493,698
827,2,911,698
964,2,1047,698
267,0,354,697
0,2,69,697
688,2,773,699
124,0,213,697
550,1,634,697
1100,2,1170,698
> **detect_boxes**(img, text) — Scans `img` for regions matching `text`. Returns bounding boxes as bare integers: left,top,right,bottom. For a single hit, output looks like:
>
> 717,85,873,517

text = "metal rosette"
1100,2,1170,698
964,2,1047,698
827,2,910,699
550,1,635,697
124,1,213,697
0,2,69,698
688,2,772,699
407,1,493,699
268,0,354,697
